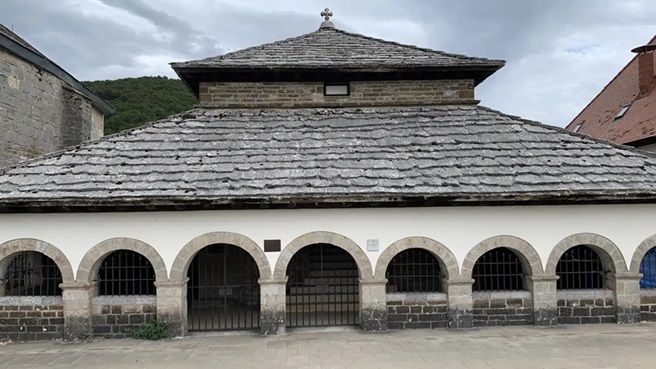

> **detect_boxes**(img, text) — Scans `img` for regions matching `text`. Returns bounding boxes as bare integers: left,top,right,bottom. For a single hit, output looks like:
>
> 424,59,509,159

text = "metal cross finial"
321,8,333,21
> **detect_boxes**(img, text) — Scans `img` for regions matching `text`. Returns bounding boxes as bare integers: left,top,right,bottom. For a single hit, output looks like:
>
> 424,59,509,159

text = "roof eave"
171,63,505,97
0,33,115,115
1,189,655,213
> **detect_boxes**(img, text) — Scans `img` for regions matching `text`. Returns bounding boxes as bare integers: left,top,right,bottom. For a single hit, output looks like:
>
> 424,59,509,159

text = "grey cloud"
1,0,654,127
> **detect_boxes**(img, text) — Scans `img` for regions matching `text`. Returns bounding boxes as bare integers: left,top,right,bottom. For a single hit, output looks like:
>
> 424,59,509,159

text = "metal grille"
640,247,656,289
556,245,605,290
385,248,442,293
187,244,260,331
98,250,155,296
286,244,359,327
4,252,62,296
472,247,524,291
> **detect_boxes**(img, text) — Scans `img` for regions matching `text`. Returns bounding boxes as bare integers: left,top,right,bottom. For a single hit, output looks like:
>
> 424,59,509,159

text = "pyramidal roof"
171,27,505,71
1,105,656,211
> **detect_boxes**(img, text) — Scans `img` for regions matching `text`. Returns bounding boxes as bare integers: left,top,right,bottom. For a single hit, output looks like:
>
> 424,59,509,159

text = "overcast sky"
2,0,655,127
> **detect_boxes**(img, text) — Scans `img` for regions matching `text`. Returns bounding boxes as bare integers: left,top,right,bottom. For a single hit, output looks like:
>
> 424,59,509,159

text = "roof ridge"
172,27,505,67
479,105,656,160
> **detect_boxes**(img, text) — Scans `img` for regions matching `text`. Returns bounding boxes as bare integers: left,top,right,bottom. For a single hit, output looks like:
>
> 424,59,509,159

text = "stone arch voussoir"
0,238,75,283
461,235,544,279
274,231,373,281
546,233,628,276
631,234,656,274
169,232,271,282
76,237,168,283
374,237,459,280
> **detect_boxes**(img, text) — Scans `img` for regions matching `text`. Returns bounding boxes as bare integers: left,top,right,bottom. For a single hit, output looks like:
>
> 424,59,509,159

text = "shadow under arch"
461,235,544,280
545,233,628,276
374,237,459,280
273,231,373,281
0,238,75,284
76,237,168,284
169,232,271,282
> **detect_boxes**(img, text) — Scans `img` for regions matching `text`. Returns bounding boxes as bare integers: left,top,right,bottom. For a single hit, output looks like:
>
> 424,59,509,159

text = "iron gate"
187,244,260,331
286,243,359,327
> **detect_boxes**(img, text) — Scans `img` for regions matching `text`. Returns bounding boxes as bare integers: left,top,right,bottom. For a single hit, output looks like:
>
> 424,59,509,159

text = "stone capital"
59,282,92,290
155,278,189,288
359,278,387,285
447,278,474,286
258,278,288,285
526,275,559,283
611,272,643,281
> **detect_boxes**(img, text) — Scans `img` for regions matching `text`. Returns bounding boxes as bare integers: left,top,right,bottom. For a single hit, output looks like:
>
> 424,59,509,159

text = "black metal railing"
556,245,605,290
640,247,656,289
98,250,156,296
386,248,442,293
187,244,260,331
472,247,524,291
286,244,359,327
4,252,62,296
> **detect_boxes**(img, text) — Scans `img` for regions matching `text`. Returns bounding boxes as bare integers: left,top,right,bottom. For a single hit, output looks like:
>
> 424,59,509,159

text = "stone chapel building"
0,23,113,168
1,11,656,341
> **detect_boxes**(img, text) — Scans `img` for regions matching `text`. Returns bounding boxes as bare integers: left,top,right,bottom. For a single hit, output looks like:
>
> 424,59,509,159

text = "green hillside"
84,76,197,135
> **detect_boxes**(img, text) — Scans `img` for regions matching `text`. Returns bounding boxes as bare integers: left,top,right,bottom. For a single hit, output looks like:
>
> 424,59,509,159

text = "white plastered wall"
0,203,655,280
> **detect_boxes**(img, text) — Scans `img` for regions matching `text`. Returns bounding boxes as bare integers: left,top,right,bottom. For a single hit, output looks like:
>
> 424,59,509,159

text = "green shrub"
132,318,168,340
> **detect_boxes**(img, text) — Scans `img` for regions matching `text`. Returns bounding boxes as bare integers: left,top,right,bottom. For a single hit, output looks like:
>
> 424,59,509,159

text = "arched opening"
639,246,656,321
98,250,156,296
555,245,614,324
3,252,63,296
187,244,260,331
384,248,447,329
92,250,157,338
286,243,359,327
471,247,532,326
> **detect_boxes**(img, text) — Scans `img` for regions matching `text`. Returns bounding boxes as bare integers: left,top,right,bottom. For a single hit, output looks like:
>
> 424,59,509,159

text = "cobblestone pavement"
1,324,656,368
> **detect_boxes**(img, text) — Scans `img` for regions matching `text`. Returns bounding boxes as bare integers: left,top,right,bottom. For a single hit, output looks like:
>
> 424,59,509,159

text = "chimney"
631,44,656,95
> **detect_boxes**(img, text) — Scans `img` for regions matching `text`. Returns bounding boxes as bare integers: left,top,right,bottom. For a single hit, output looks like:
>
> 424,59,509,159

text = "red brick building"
566,36,656,152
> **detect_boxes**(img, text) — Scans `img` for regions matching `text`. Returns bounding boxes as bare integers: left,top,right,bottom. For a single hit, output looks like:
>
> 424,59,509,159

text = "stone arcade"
2,11,656,341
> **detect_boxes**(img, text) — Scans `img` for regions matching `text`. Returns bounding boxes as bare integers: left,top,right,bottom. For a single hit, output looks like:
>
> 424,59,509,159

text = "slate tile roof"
171,28,504,71
0,23,44,57
2,105,656,209
566,36,656,146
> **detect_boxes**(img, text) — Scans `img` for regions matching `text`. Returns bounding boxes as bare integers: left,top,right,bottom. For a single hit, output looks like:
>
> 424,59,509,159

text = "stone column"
0,280,5,296
260,278,287,335
359,279,387,331
447,278,474,328
612,272,642,324
527,275,558,326
60,282,92,341
155,279,188,337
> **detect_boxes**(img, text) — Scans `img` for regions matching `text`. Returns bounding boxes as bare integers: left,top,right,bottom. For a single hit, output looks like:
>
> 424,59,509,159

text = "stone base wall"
199,80,475,108
640,290,656,321
386,293,447,329
472,291,533,327
557,290,615,324
0,297,64,342
91,296,157,338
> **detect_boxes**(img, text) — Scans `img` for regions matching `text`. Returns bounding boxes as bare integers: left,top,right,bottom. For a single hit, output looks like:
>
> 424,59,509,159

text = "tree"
84,76,197,135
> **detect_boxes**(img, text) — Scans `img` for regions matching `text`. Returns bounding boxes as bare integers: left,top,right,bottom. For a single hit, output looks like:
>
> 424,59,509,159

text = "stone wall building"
0,23,113,168
1,11,656,341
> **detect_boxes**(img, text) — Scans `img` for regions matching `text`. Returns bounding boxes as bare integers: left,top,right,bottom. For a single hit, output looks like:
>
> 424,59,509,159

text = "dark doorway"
286,243,359,327
187,244,260,331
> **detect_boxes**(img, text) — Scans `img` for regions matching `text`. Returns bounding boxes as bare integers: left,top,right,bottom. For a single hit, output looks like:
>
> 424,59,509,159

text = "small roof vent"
319,8,335,29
